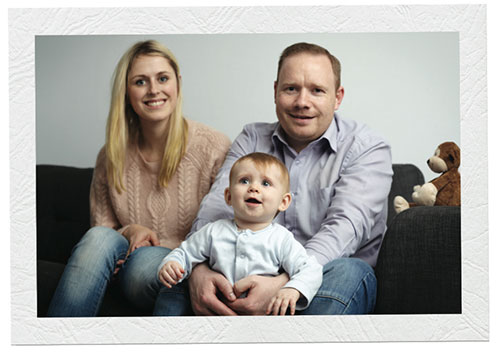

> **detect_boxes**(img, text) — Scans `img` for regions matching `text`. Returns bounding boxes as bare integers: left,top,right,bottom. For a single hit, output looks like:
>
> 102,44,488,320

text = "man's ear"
224,187,232,206
273,81,278,104
278,192,292,212
334,86,345,111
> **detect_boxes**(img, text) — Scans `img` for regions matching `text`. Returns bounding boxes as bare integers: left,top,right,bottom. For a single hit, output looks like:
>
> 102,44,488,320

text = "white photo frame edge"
9,5,488,344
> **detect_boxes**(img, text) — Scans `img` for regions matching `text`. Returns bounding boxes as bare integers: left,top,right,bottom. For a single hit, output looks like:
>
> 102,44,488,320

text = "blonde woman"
47,40,231,316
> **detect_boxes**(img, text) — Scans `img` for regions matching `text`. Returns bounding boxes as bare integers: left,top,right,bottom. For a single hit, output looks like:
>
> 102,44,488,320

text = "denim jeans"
298,258,377,315
48,226,375,316
152,257,377,316
46,226,184,317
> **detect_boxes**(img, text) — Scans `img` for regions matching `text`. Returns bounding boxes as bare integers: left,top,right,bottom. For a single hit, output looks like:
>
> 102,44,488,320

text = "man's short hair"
230,152,290,192
276,42,342,91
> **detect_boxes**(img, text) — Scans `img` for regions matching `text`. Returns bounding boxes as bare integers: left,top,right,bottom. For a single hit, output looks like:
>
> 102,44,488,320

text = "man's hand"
159,261,185,288
188,262,237,316
122,224,160,257
228,273,289,315
267,288,300,315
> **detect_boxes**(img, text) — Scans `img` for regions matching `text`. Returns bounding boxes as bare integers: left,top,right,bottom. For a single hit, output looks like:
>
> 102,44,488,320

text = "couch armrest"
374,206,461,314
36,165,94,264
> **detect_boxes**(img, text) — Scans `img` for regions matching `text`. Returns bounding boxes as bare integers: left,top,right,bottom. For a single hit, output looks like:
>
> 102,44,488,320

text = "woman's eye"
135,79,146,86
159,76,168,83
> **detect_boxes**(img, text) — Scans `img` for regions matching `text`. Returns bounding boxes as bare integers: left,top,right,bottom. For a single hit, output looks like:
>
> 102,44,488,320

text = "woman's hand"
122,224,160,257
228,273,289,315
188,262,237,316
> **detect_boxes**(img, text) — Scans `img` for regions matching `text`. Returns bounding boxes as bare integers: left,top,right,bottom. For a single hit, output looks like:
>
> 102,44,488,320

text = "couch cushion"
37,260,65,317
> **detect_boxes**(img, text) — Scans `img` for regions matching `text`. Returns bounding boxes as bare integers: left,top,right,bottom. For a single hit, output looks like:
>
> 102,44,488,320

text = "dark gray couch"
36,164,461,316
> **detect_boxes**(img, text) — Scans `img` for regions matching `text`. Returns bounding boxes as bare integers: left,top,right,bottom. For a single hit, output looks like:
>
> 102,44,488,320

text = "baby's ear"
224,187,232,206
278,192,292,212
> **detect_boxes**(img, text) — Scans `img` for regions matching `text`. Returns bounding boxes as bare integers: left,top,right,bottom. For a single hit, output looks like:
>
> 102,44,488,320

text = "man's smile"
289,113,315,120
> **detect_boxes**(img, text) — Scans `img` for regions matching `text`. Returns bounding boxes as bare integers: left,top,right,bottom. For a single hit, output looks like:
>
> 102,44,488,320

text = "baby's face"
225,160,291,229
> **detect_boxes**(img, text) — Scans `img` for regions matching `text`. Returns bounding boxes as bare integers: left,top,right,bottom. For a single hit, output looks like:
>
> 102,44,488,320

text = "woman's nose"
148,81,160,95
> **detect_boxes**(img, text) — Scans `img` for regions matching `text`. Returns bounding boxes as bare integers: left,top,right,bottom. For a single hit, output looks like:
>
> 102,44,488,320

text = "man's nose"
294,89,311,109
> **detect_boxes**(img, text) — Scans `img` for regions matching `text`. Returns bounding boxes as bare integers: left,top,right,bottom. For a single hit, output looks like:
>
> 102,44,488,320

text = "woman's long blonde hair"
106,40,188,193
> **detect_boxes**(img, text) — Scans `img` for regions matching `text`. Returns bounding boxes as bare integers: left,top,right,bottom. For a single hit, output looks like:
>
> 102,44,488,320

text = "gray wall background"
36,33,460,182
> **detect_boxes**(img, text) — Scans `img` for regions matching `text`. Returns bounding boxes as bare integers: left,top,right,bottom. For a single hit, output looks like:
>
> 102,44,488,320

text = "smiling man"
158,42,393,316
274,47,343,153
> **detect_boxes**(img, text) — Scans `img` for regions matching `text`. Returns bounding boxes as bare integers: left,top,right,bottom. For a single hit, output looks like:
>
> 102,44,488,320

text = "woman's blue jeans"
47,226,191,317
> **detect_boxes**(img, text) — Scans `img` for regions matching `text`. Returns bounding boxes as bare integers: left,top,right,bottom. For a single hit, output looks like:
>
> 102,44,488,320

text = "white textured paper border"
9,5,488,344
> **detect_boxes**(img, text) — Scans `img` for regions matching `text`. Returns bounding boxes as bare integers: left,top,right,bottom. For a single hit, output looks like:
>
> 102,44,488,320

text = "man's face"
274,52,344,153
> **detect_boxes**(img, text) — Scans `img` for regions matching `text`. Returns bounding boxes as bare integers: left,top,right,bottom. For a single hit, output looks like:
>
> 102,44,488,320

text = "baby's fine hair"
230,152,290,192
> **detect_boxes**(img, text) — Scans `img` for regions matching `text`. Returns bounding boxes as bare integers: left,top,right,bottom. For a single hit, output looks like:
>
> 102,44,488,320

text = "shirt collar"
271,113,339,153
231,219,274,234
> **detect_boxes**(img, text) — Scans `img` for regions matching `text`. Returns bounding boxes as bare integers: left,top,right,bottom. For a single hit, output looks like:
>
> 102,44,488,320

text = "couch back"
37,165,93,264
36,163,424,264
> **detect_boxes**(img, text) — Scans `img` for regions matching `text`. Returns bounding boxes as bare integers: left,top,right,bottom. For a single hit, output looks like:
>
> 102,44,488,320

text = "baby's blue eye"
239,178,249,184
262,180,270,187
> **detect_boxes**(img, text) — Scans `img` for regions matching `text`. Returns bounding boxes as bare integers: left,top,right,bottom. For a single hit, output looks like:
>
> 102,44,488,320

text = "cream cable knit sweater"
89,119,231,249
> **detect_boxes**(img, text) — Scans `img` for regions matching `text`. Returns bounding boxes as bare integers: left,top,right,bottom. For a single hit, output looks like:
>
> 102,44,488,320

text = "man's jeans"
298,258,377,315
154,257,377,316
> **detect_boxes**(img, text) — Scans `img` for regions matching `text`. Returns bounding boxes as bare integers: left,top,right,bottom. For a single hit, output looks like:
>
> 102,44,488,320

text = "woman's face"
127,54,179,126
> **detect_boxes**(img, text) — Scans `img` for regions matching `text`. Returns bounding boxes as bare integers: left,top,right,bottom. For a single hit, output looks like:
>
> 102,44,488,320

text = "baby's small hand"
266,288,301,315
159,261,185,288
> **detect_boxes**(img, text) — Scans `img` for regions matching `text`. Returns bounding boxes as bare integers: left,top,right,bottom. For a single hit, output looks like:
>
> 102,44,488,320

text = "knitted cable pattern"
90,119,231,248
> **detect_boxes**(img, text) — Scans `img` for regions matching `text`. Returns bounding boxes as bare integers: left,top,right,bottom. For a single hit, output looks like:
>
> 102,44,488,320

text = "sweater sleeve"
89,147,125,233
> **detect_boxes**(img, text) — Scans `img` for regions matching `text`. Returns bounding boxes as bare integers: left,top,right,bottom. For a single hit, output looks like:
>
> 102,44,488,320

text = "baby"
158,152,322,315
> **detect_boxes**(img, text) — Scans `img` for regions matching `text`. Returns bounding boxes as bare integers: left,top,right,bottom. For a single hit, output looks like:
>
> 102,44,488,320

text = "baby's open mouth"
245,198,262,204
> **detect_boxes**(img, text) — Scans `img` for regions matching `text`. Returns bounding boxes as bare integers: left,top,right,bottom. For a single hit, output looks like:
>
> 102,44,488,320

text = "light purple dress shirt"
192,114,393,267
